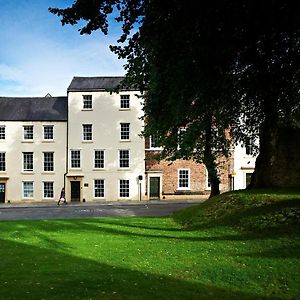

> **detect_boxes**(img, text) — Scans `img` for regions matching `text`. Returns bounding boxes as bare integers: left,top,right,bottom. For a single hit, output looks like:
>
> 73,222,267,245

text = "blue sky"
0,0,125,96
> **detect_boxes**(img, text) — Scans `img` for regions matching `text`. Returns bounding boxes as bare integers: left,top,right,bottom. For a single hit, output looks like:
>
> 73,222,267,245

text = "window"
23,152,33,172
120,95,130,109
83,95,92,109
43,182,54,198
178,169,190,189
120,123,130,140
23,181,34,198
94,179,105,198
119,179,129,197
246,173,253,188
43,126,54,140
23,125,33,140
150,135,161,149
0,126,5,140
119,150,130,168
71,150,81,168
44,152,54,172
0,152,5,171
245,138,254,155
94,150,105,169
83,124,93,141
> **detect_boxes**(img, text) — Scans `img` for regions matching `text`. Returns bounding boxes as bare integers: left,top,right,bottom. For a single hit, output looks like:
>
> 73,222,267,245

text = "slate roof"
0,96,68,121
68,76,133,92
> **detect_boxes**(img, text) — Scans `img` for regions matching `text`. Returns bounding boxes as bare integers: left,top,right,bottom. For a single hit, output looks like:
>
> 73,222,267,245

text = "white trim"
42,125,54,141
177,168,190,190
42,181,54,199
94,149,105,169
82,124,93,142
119,179,130,198
22,181,34,199
118,149,130,169
70,149,81,169
22,152,34,172
93,179,105,199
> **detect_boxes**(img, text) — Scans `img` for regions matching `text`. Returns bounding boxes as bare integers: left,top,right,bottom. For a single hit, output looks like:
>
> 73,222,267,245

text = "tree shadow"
0,238,261,300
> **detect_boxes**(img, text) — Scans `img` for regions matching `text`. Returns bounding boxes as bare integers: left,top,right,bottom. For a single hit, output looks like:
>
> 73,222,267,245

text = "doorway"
0,183,5,203
149,177,160,199
70,181,81,202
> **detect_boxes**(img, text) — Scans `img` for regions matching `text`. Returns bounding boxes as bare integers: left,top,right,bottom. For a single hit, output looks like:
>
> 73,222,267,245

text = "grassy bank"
0,189,299,299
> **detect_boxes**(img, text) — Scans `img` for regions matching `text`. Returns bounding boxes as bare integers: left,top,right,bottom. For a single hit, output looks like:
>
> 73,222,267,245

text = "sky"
0,0,125,96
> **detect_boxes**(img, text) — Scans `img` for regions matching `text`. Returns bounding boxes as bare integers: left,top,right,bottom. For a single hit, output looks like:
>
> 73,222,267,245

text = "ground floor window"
94,179,105,198
246,172,253,188
178,169,190,189
23,181,34,198
119,179,129,197
43,181,54,198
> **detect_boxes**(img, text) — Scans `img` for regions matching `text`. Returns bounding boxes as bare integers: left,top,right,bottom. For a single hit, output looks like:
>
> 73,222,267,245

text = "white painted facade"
66,90,145,202
0,121,67,202
233,143,257,190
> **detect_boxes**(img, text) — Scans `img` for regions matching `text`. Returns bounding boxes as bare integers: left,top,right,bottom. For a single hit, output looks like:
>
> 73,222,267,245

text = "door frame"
147,172,163,200
70,180,81,202
0,182,6,203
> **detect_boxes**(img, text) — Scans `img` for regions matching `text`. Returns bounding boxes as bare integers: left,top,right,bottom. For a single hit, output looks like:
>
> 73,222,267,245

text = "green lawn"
0,189,299,299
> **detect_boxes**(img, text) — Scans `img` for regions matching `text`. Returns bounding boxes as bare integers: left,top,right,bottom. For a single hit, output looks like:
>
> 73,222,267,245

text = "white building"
0,96,67,203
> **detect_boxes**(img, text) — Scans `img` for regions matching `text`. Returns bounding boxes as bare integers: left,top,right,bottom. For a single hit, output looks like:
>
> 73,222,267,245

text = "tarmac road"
0,201,204,221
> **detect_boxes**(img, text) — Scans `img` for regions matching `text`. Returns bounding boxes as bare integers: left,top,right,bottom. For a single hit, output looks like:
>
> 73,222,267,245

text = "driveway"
0,200,204,221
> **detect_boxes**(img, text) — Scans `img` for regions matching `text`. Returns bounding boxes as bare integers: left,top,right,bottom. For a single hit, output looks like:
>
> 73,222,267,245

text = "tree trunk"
203,116,220,198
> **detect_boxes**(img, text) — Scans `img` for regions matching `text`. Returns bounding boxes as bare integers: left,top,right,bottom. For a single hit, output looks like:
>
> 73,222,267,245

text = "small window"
120,123,130,140
245,138,254,155
94,179,105,198
178,169,190,189
119,179,129,197
83,95,92,109
0,152,6,171
119,150,130,168
83,124,93,141
150,135,161,149
246,173,253,188
43,152,54,172
23,181,34,198
23,125,33,140
43,182,54,198
23,152,33,172
94,150,105,169
0,126,5,140
71,150,81,168
120,95,130,109
43,126,54,140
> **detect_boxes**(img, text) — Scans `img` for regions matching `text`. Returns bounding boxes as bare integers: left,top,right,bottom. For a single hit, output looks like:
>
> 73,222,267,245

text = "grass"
0,189,299,299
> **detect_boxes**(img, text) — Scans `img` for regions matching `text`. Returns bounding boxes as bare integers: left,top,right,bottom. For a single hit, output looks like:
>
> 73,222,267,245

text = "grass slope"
0,188,299,299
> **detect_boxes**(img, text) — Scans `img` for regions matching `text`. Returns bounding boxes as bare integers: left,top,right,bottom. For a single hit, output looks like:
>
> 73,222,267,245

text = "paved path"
0,200,204,221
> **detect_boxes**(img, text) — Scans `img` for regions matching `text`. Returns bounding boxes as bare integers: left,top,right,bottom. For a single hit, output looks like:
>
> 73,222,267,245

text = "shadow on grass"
0,238,260,300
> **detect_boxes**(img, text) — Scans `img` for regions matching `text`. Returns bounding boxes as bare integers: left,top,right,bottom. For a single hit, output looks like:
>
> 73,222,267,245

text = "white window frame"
70,150,81,169
120,95,130,109
120,123,130,141
23,181,34,199
23,152,34,172
94,179,105,198
149,135,163,150
82,124,93,141
0,125,5,140
0,152,6,172
43,181,54,199
178,169,190,190
43,152,54,172
119,150,130,168
94,150,105,169
119,179,130,198
83,95,93,110
23,125,34,140
43,125,54,141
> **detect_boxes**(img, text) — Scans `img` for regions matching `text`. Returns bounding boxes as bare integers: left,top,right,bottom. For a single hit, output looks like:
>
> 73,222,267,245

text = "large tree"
50,0,300,191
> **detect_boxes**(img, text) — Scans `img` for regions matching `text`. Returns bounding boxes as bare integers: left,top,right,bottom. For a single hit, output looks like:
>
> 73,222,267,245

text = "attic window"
23,125,33,140
120,95,130,109
83,95,92,109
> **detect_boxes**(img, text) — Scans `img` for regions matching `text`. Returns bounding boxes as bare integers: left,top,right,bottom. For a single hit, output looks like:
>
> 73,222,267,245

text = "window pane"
83,95,92,109
120,123,130,140
119,150,129,168
120,95,130,109
119,179,129,197
0,152,5,171
0,126,5,140
23,152,33,171
43,182,54,198
179,169,189,188
83,124,93,140
44,126,54,140
94,150,104,168
94,179,104,197
24,126,33,140
71,150,81,168
23,181,34,198
44,152,54,171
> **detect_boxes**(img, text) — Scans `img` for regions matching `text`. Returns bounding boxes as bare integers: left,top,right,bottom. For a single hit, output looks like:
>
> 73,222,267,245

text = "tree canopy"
50,0,300,191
